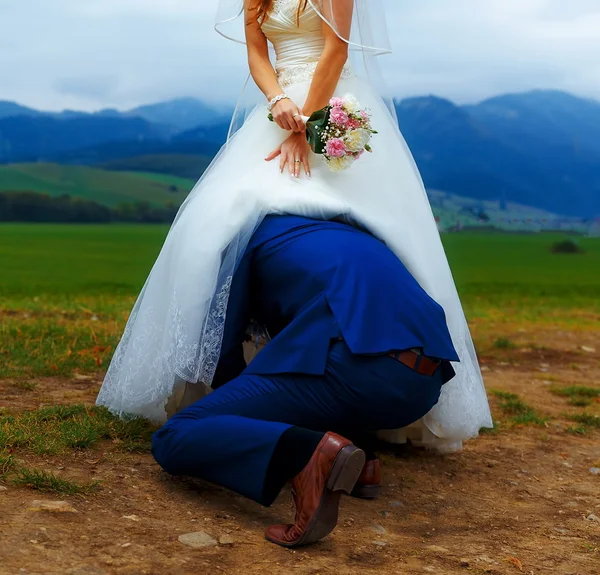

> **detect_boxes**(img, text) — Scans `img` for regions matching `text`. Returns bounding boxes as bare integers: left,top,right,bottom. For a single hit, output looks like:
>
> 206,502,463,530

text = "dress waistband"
276,61,355,89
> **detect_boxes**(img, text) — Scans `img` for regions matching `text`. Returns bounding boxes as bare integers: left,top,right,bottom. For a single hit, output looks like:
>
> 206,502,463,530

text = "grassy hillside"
99,154,212,180
0,163,195,207
426,189,585,232
0,163,589,232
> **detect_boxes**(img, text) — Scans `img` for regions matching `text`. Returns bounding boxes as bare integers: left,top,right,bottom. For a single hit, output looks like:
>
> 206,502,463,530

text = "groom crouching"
151,215,458,547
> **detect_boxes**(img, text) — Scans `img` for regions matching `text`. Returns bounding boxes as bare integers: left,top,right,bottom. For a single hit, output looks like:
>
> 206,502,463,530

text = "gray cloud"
0,0,599,112
54,76,119,100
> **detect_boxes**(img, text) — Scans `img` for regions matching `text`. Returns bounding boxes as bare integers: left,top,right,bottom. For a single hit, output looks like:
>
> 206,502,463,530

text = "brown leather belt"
388,349,441,376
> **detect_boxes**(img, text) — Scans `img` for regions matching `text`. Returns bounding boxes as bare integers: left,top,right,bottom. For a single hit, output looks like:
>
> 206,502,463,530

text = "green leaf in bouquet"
305,107,332,155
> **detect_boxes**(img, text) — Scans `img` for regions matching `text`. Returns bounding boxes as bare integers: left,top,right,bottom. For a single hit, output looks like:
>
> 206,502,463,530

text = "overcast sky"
2,0,599,112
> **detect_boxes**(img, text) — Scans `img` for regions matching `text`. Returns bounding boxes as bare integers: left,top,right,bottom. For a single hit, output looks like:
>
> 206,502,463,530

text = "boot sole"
350,484,381,499
267,445,366,548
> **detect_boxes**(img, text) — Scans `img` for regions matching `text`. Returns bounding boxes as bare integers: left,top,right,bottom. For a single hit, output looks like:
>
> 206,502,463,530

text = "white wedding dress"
97,0,493,452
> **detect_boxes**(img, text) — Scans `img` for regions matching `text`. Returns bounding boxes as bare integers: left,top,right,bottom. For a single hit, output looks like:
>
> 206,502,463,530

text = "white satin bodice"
261,0,354,88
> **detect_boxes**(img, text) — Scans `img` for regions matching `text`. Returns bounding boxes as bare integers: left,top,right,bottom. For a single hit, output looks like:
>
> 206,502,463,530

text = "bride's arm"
302,0,353,117
245,1,304,132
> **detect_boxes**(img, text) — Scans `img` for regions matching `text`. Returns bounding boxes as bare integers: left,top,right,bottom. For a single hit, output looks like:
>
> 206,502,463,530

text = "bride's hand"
265,132,311,179
270,98,305,133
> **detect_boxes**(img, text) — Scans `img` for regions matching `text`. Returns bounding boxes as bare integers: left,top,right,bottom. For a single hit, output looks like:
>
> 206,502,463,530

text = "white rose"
343,128,371,152
342,94,360,113
327,155,354,172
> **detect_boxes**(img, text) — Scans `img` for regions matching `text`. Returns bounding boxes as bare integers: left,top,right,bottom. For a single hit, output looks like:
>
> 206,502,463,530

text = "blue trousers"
152,341,443,506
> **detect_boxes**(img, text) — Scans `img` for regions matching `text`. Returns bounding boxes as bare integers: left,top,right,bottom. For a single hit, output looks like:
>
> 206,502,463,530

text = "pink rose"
329,97,344,108
330,107,349,127
347,118,362,130
325,138,347,158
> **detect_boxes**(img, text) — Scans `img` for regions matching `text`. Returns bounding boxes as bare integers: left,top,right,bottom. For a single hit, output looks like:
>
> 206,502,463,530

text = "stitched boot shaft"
265,432,365,547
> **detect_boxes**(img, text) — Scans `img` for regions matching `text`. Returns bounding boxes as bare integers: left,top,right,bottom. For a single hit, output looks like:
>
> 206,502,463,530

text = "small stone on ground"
179,531,218,548
219,534,235,546
28,500,77,513
427,545,450,554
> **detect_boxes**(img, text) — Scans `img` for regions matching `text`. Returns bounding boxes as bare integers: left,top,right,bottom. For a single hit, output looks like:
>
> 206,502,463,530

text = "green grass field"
0,224,168,299
1,224,598,303
1,224,599,378
0,163,195,207
442,232,600,299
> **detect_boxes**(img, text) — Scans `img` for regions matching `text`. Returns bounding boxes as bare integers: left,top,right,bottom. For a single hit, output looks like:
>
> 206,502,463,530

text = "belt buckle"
413,348,441,376
410,348,423,372
414,353,423,373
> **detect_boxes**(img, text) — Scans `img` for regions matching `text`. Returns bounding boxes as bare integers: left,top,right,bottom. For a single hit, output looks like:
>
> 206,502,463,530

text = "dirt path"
1,331,599,575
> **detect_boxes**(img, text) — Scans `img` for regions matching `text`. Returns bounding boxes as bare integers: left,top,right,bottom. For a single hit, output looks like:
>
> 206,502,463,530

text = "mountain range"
0,98,233,130
1,91,599,217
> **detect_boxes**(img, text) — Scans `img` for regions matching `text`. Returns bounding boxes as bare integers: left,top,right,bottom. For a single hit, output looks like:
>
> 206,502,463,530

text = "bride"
97,0,492,452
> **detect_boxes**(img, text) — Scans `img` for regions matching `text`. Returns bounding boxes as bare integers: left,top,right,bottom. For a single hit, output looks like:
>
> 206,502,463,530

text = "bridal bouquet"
269,94,377,172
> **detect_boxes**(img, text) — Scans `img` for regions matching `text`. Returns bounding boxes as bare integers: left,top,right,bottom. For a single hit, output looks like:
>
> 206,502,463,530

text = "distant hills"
125,98,232,131
0,97,233,130
0,101,40,119
2,163,577,232
396,90,600,218
0,115,168,160
0,163,194,207
1,90,599,217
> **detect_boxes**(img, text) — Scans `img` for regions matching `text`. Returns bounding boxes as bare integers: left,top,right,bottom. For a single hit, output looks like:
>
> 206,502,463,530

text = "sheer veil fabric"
97,0,493,452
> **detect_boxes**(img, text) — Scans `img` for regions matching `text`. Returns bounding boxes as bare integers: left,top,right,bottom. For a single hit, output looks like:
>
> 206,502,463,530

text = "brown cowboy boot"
351,458,382,499
265,432,366,548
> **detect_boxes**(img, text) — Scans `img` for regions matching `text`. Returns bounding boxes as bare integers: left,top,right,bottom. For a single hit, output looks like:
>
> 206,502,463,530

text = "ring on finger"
294,159,301,163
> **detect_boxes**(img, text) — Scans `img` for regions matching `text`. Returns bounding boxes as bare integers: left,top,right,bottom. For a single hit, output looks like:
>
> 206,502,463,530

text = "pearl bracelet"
267,93,290,111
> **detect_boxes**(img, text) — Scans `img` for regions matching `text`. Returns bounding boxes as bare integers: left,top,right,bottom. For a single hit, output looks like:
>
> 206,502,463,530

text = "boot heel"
327,446,366,494
351,483,381,499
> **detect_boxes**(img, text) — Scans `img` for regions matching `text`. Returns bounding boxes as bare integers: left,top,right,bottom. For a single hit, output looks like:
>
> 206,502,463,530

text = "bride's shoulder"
244,0,261,13
245,0,305,15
